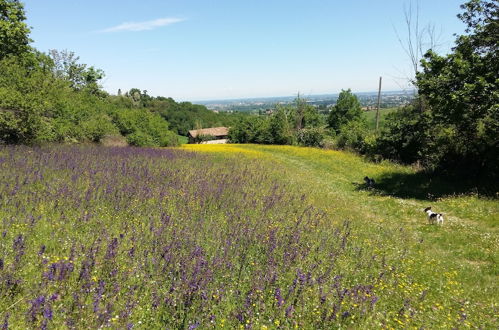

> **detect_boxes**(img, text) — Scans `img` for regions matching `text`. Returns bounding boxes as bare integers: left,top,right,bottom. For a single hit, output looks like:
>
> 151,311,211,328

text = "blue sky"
23,0,464,101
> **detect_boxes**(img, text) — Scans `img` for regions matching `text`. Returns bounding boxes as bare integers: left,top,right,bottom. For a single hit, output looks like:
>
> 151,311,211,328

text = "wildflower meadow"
0,144,497,328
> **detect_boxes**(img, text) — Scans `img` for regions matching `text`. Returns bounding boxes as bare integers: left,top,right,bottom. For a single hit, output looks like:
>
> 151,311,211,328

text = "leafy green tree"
327,89,363,133
336,117,372,152
292,95,323,129
0,55,117,145
127,88,142,106
269,106,294,145
228,117,256,143
48,49,105,94
112,108,178,147
0,0,32,59
0,56,63,143
415,0,498,175
295,127,326,147
294,94,307,129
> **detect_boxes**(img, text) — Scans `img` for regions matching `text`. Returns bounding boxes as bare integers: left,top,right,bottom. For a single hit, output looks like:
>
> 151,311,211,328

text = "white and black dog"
424,207,444,225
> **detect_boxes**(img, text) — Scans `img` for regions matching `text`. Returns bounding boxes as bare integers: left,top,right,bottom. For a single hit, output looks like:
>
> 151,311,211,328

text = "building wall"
200,139,228,144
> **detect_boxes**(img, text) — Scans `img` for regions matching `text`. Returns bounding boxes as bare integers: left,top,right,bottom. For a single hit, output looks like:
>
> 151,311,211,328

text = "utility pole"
375,76,382,131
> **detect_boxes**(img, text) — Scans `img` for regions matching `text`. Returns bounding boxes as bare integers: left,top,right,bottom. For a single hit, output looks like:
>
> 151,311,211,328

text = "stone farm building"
187,127,229,144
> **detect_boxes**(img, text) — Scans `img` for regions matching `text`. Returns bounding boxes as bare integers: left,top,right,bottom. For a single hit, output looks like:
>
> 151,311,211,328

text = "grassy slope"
182,144,499,327
363,107,399,130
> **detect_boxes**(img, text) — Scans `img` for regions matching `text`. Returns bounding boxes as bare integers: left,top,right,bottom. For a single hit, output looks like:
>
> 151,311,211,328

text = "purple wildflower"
188,322,200,329
275,288,284,307
38,245,46,256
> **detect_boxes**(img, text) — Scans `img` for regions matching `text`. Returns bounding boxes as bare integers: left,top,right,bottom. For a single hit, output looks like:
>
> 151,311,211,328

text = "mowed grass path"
183,144,499,327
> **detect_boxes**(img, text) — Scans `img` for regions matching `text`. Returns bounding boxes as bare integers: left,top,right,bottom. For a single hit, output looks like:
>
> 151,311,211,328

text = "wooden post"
375,76,382,131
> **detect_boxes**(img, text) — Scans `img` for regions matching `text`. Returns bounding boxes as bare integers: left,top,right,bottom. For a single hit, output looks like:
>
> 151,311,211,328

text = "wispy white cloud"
99,17,184,33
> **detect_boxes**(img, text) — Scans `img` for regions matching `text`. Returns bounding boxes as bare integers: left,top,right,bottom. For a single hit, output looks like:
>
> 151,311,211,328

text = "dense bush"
295,127,326,147
374,0,498,179
229,93,377,150
229,100,323,146
335,119,371,152
0,55,182,147
112,108,179,147
0,56,117,144
109,93,247,140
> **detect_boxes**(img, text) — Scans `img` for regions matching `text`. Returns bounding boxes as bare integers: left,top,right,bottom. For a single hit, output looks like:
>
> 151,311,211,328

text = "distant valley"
196,90,415,112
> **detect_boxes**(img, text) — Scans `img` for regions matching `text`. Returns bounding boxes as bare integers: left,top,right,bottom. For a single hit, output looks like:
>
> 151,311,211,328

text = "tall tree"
327,89,363,134
48,49,104,93
269,107,293,145
0,0,32,59
379,0,498,178
416,0,498,176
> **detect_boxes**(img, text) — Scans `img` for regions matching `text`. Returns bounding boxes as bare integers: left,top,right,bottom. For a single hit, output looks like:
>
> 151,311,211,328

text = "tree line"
228,90,370,150
0,0,240,147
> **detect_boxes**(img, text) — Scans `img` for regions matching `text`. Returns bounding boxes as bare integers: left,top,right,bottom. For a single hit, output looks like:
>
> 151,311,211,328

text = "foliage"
375,103,441,167
0,3,193,148
48,49,105,95
335,118,372,152
112,108,178,147
377,0,498,178
228,109,294,145
269,106,295,145
0,0,32,59
229,98,323,146
0,56,70,144
228,116,264,143
292,95,323,129
415,0,498,176
0,55,178,147
109,93,245,137
295,127,326,147
327,89,363,134
154,99,244,136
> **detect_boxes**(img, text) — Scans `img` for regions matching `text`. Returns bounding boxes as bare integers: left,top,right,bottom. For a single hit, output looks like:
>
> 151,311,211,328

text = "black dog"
364,176,375,188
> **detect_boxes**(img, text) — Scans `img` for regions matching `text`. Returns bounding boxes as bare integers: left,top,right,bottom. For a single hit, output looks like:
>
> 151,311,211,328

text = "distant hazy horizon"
24,0,463,101
194,89,415,104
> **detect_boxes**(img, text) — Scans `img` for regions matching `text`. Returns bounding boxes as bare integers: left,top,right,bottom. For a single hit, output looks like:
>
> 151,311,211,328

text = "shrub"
126,131,155,147
335,119,370,151
327,89,363,134
112,108,179,147
80,114,119,142
374,104,449,170
295,127,326,147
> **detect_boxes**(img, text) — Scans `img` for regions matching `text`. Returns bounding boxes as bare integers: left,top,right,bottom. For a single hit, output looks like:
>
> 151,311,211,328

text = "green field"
185,144,499,328
1,144,497,328
363,107,399,130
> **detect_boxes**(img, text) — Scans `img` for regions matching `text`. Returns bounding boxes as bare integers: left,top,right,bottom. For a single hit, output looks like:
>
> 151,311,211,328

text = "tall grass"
0,144,497,328
184,144,499,328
